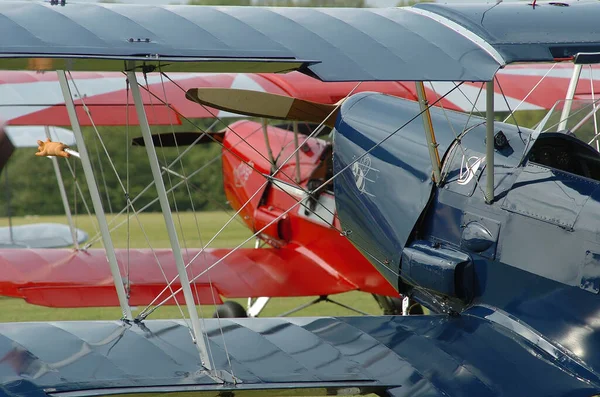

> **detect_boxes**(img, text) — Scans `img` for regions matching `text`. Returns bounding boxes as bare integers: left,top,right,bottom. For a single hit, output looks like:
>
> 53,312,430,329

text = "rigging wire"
113,73,340,247
502,62,558,123
154,69,223,376
66,71,191,329
92,132,114,214
495,76,522,134
153,72,307,190
155,72,353,222
83,124,263,248
63,156,100,238
75,71,461,323
138,82,465,317
136,78,365,315
159,71,349,200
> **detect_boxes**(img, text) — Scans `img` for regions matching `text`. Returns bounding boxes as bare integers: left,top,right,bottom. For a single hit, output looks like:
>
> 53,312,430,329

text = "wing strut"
56,70,133,320
558,64,583,131
415,82,441,184
485,80,495,203
126,65,224,381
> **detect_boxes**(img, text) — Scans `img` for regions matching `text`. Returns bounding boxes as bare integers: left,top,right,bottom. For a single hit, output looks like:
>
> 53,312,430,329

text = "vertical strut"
292,121,301,184
4,165,13,245
415,82,441,184
558,63,582,132
126,68,213,371
57,70,132,320
45,126,79,249
261,118,276,169
485,80,495,204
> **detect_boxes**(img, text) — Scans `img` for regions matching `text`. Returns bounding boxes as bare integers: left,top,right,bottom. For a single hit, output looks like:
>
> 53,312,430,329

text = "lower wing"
0,246,397,308
0,311,596,397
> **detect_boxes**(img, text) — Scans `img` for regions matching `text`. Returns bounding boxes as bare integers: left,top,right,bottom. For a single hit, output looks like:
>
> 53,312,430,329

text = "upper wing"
0,312,596,397
1,3,600,81
0,246,396,308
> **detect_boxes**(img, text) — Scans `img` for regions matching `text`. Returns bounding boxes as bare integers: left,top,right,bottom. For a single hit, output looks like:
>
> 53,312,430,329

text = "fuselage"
220,119,398,297
333,92,600,381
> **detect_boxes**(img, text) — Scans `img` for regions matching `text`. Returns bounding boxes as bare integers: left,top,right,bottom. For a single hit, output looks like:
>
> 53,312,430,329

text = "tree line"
2,119,227,217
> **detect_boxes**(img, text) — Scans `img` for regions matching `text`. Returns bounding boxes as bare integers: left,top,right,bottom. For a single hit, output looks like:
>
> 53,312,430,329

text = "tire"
213,301,248,318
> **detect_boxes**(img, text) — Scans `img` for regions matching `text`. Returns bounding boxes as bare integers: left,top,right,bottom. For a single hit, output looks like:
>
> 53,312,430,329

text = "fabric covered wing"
0,224,88,249
0,246,390,308
0,2,502,81
0,71,419,126
0,314,597,397
1,3,600,81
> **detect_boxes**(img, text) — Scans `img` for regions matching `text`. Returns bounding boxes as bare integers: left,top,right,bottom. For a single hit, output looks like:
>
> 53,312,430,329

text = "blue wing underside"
0,313,596,397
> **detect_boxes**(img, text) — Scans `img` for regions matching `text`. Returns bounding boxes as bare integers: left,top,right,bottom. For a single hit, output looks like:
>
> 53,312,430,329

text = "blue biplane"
0,1,598,397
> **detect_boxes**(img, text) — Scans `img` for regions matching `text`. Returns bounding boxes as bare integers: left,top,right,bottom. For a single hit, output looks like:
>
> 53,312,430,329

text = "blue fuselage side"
333,92,600,385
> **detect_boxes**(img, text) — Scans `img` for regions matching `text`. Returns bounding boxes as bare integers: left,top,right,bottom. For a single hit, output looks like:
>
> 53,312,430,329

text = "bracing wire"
155,71,355,223
136,77,365,315
502,62,558,123
83,121,263,248
159,71,348,199
495,76,522,134
138,81,465,317
66,71,191,330
98,71,341,248
141,69,206,349
431,82,491,202
92,134,113,214
153,69,222,376
63,156,100,238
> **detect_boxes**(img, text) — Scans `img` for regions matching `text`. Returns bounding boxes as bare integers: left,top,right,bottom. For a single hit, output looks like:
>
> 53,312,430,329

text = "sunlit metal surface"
0,315,598,397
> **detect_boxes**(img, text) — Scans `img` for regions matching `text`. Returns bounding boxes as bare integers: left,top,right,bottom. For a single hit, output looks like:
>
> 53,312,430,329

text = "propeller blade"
131,132,223,147
186,88,341,127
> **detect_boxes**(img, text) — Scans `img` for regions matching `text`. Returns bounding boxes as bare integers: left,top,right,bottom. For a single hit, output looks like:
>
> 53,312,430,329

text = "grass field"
0,211,382,322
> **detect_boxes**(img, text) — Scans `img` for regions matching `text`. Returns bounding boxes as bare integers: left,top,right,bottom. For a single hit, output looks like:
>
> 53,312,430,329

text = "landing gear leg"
372,294,424,315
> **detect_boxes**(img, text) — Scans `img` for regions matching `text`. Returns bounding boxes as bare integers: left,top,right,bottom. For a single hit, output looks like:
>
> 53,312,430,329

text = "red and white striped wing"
1,64,595,127
426,63,600,113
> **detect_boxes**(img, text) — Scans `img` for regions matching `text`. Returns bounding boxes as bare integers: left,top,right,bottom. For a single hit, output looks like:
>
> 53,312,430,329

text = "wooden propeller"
185,88,342,128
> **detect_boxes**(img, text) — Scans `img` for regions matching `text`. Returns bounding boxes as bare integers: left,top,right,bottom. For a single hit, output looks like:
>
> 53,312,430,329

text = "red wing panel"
19,283,221,308
0,246,363,308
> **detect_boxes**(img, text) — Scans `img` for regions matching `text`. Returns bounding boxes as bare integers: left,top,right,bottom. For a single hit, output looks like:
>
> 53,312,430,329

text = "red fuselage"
221,120,399,297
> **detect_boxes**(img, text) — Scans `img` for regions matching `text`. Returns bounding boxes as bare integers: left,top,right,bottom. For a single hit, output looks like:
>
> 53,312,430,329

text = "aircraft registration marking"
234,160,254,187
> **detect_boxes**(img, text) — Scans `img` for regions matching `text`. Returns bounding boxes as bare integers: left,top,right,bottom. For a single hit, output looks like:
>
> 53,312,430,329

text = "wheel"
213,301,248,318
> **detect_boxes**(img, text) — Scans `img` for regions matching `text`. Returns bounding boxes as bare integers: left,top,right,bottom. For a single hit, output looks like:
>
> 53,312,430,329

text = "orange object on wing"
35,138,70,158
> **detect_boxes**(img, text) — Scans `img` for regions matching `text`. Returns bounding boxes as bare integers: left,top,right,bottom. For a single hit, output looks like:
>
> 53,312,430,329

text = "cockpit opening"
528,132,600,181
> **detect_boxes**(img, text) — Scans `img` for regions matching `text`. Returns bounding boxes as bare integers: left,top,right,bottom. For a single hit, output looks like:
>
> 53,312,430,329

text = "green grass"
0,212,382,322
